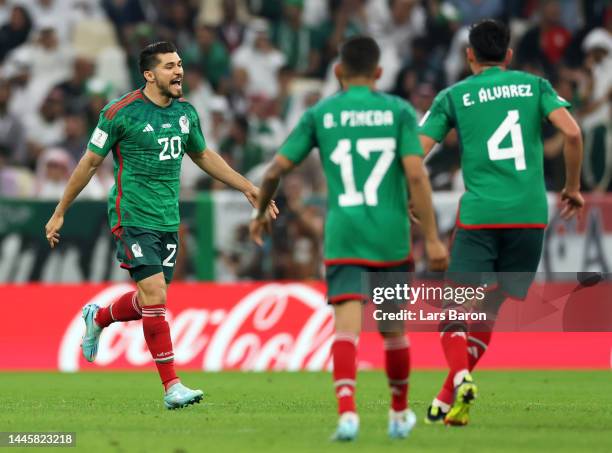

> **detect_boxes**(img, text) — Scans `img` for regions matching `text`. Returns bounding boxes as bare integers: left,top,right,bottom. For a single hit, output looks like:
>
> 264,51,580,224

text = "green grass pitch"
2,371,612,452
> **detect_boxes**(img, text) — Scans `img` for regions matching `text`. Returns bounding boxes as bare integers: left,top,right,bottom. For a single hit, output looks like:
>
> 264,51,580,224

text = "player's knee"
138,280,167,307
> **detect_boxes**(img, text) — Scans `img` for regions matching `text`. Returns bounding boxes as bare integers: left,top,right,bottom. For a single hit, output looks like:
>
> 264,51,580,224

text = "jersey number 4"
487,110,526,171
330,138,395,207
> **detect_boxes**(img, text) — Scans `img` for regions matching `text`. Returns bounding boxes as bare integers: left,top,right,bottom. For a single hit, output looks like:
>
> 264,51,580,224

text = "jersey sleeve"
539,78,571,117
88,109,124,157
418,89,453,142
398,102,424,157
186,106,207,153
278,109,316,164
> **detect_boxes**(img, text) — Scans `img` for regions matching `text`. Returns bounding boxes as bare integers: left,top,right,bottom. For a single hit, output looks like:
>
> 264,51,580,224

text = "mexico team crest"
179,115,189,134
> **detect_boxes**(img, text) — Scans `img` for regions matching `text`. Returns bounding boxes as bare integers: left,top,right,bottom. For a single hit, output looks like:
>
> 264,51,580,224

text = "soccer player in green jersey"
250,36,449,441
418,20,585,426
44,42,277,410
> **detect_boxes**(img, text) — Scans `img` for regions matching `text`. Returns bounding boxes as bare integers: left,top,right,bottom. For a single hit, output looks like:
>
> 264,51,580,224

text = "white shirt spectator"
232,19,285,98
366,0,426,61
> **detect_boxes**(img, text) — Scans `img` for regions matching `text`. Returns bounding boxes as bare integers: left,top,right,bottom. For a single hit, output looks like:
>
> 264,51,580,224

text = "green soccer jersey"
419,67,570,228
279,85,423,264
88,89,207,232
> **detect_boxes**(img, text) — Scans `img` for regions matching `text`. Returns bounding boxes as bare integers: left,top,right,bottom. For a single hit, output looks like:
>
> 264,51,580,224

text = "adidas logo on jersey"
142,124,154,132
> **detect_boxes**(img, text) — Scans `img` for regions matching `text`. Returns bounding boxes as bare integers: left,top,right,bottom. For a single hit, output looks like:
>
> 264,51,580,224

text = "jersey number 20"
330,138,395,207
158,136,182,160
487,110,526,171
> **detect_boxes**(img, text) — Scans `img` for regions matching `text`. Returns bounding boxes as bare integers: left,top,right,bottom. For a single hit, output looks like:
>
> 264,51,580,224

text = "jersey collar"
140,86,175,108
346,85,372,94
479,66,504,75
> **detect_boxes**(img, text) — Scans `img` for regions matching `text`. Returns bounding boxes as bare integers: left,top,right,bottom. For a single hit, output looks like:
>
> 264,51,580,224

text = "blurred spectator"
23,88,67,168
33,147,74,199
366,0,426,62
84,78,111,134
247,0,283,23
34,146,107,199
444,26,470,84
226,66,249,115
183,64,214,136
0,0,10,25
0,79,26,166
270,174,323,279
578,28,612,192
184,23,231,91
26,0,70,41
0,145,34,197
0,4,32,62
122,22,157,88
272,0,321,76
410,82,436,118
248,95,286,158
102,0,147,34
449,0,505,26
205,95,232,151
516,0,572,77
55,56,95,114
217,0,247,52
26,22,75,98
60,112,89,162
232,18,285,97
219,115,264,173
157,0,196,50
3,47,36,120
314,0,366,77
275,65,296,121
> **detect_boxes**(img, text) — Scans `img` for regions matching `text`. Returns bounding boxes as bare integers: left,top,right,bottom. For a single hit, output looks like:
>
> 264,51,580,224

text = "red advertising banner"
1,283,611,371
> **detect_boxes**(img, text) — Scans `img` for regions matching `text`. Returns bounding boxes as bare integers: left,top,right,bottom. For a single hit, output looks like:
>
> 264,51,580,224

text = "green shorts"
326,261,413,304
448,228,544,299
112,226,179,284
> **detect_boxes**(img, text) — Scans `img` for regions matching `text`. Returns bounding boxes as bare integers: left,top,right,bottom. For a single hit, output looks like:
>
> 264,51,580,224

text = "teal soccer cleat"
81,303,103,362
331,412,359,441
388,409,417,439
164,383,204,410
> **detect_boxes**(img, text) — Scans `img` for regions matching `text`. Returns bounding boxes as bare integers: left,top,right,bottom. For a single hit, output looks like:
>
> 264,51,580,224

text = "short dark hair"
339,36,380,77
468,20,510,63
139,41,178,74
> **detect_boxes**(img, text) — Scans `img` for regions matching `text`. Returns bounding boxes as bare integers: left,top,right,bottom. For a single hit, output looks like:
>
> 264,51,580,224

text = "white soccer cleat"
388,408,417,438
331,412,359,441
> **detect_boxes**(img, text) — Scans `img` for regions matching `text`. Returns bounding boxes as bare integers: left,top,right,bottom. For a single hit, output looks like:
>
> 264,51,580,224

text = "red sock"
441,329,469,381
383,335,410,412
468,330,492,370
332,333,358,415
142,305,179,391
436,372,455,407
95,291,142,328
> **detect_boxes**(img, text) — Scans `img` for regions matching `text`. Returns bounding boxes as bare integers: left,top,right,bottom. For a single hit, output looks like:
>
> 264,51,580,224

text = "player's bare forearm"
256,155,293,218
45,150,103,248
188,148,254,193
548,108,583,191
418,135,437,157
402,155,438,241
403,156,448,271
55,150,104,215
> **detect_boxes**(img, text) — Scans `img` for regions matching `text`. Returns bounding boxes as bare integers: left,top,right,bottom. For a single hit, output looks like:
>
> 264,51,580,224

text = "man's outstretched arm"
45,150,105,248
249,155,294,245
188,148,278,217
548,107,584,219
402,154,449,271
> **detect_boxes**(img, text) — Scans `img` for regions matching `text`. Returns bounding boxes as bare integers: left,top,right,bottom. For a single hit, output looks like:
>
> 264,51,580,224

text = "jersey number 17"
330,138,395,207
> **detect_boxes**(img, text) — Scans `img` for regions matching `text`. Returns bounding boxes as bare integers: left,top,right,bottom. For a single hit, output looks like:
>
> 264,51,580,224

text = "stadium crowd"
0,0,610,280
